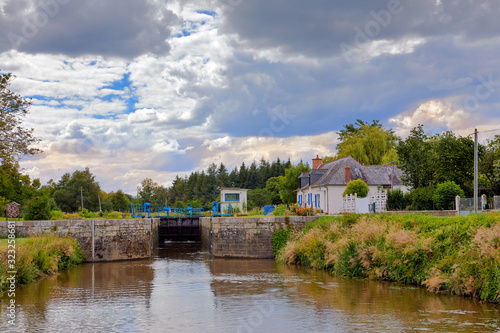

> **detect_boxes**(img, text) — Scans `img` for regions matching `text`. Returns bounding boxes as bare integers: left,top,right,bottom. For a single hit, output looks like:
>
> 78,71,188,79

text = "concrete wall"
0,218,159,262
200,216,317,259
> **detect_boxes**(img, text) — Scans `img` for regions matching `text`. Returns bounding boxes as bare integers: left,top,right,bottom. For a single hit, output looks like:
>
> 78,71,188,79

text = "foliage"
279,162,311,204
278,212,500,303
53,168,101,212
24,195,51,220
397,125,478,196
50,210,65,220
137,178,159,203
386,188,409,210
480,135,500,194
0,72,41,164
407,186,435,210
433,181,464,210
343,179,369,198
109,190,131,212
0,234,84,294
248,188,271,209
272,227,293,256
265,177,283,205
336,119,399,165
273,205,287,216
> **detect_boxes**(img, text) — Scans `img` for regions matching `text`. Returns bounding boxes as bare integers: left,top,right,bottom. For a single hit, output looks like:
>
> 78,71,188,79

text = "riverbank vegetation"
0,234,84,295
274,212,500,303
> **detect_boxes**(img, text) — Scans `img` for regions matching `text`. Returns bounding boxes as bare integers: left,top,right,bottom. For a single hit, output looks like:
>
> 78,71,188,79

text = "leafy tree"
265,177,282,205
53,168,101,212
433,181,464,210
397,125,440,189
433,131,475,195
397,125,477,196
24,195,51,220
0,72,40,164
480,135,500,194
337,119,399,165
342,179,369,198
137,178,159,203
248,188,271,209
110,190,131,211
279,163,310,204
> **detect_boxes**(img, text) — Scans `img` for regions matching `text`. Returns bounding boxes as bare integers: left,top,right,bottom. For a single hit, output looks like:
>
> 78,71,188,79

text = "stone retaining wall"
0,218,159,262
200,216,317,259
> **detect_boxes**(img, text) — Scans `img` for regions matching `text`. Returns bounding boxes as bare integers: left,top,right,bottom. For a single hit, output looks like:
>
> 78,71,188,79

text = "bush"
408,186,435,210
433,181,464,210
24,195,51,220
50,210,65,220
386,188,409,210
273,205,287,216
343,179,369,198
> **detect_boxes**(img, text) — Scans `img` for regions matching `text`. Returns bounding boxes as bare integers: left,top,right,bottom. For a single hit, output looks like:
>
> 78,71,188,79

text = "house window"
225,193,240,202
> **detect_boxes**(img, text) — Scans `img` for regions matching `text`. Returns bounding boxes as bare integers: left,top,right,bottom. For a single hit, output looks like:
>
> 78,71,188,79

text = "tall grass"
0,234,85,294
275,212,500,303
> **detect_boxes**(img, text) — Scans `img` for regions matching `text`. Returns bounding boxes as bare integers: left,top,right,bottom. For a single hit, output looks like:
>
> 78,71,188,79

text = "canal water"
2,242,500,332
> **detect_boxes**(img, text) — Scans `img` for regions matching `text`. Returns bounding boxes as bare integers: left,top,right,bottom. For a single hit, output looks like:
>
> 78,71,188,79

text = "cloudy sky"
1,0,500,193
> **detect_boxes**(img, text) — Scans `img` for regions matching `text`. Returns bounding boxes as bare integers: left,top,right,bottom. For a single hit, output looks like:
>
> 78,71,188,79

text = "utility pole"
474,128,478,214
81,187,84,210
98,195,102,212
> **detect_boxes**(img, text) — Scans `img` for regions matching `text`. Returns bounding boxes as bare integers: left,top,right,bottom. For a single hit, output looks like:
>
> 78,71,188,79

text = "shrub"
273,205,286,216
387,188,409,210
50,210,65,220
24,195,51,220
343,179,369,198
433,181,464,210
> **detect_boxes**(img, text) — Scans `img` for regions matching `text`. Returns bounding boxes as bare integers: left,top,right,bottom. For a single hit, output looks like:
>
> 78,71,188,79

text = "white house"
296,156,408,215
220,188,249,213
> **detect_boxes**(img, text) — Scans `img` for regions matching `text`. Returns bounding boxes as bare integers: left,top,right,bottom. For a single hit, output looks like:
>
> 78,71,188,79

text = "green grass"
0,234,85,294
0,238,29,251
276,211,500,303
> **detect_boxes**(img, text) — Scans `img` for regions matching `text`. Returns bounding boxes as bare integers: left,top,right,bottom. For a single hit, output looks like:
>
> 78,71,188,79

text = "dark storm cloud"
220,0,500,57
0,0,180,57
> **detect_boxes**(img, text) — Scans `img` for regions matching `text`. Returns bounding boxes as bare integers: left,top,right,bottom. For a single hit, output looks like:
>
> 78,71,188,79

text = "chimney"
312,155,322,170
344,164,350,183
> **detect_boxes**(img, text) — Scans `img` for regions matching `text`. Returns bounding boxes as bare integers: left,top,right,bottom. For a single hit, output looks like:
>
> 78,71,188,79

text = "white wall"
221,189,248,213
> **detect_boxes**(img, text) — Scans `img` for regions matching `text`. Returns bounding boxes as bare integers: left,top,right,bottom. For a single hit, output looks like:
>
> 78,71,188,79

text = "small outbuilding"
220,188,250,213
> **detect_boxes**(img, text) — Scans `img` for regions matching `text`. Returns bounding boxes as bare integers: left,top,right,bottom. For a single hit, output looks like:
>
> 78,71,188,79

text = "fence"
342,189,387,214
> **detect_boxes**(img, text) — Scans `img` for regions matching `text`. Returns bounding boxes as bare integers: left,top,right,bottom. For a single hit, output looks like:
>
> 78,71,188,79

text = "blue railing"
132,203,204,218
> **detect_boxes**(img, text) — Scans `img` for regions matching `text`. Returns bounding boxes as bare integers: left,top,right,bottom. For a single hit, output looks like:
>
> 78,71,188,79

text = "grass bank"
0,234,85,295
274,212,500,303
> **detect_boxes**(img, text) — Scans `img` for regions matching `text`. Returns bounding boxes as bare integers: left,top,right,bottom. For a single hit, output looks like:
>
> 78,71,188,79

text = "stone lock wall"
0,218,160,262
200,216,317,259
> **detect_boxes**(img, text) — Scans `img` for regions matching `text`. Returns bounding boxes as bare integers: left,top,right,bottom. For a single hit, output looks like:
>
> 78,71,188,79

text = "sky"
1,0,500,194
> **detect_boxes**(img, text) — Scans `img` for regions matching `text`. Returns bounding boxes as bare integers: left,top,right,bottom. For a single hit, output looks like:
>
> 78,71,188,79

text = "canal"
2,242,500,332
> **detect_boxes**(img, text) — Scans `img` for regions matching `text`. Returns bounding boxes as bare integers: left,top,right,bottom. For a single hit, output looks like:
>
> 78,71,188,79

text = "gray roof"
299,156,404,189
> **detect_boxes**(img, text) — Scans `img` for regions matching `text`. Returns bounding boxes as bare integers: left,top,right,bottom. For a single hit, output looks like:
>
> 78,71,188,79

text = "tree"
53,168,101,212
433,181,464,210
0,72,40,164
480,135,500,194
337,119,399,165
24,195,51,220
396,125,436,189
247,188,271,209
110,190,131,211
343,179,369,198
397,125,477,195
137,178,159,203
279,162,310,204
265,177,282,205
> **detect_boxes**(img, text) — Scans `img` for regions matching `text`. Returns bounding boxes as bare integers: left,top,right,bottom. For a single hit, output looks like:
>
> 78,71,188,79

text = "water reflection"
1,242,499,333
